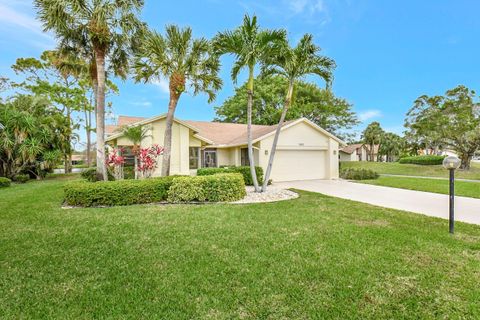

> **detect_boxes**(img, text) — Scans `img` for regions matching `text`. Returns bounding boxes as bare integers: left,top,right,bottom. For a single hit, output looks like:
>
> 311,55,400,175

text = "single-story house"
339,143,369,162
105,115,346,182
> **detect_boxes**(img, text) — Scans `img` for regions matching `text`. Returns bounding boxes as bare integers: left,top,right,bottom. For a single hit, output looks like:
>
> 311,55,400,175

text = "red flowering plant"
137,144,164,178
106,147,126,180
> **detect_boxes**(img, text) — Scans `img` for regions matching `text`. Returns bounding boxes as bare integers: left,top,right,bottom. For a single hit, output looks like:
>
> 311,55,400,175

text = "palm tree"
134,26,222,176
260,34,335,191
121,125,150,179
34,0,145,181
214,15,286,192
362,121,385,161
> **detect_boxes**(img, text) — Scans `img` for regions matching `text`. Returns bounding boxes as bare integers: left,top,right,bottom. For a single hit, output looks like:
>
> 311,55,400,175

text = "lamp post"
442,156,461,234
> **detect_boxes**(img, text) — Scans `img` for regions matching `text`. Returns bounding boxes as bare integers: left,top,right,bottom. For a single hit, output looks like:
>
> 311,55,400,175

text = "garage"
270,149,327,182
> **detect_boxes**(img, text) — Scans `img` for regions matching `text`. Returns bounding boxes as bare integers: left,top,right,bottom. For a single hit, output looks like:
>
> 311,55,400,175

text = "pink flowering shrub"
106,148,126,180
137,144,164,178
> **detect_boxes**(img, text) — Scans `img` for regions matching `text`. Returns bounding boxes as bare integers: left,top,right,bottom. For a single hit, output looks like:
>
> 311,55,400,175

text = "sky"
1,0,480,146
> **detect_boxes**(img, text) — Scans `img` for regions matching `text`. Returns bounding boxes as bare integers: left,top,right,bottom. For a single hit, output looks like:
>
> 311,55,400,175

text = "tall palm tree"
134,26,222,176
260,34,335,191
34,0,145,181
214,15,286,192
121,125,149,179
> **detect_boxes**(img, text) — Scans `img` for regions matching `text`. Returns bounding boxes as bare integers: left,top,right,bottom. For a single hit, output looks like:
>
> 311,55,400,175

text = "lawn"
1,176,480,319
341,161,480,180
358,176,480,199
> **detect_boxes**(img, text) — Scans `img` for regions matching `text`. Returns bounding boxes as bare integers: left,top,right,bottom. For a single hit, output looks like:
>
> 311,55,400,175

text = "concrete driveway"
275,179,480,226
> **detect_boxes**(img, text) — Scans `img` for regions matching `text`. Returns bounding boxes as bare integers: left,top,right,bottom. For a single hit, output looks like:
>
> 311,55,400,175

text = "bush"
64,176,177,207
197,166,263,185
13,174,30,183
340,168,379,180
81,167,114,182
167,173,246,203
0,177,11,188
398,155,446,165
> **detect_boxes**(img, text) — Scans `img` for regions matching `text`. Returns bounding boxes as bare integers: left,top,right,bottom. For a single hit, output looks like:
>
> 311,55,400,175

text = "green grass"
341,161,480,180
1,176,480,319
358,176,480,199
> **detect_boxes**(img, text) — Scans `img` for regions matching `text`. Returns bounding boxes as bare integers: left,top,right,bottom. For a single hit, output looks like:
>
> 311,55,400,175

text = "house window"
203,149,217,168
189,147,200,169
241,148,250,166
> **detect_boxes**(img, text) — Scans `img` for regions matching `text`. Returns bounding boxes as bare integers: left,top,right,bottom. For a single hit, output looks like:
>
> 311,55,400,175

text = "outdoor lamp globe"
442,156,461,170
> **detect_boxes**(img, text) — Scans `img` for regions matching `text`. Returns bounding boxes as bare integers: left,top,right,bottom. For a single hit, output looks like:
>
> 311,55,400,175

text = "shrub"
64,176,177,207
81,167,114,182
340,168,379,180
197,166,263,185
0,177,11,188
398,155,446,165
167,173,246,203
13,174,30,183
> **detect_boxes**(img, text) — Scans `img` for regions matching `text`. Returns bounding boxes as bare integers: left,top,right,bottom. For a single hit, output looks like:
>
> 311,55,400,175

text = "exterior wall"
339,151,355,162
258,121,339,180
140,119,191,176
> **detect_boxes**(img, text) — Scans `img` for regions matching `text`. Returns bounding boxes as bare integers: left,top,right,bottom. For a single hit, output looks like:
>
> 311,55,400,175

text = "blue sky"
1,0,479,144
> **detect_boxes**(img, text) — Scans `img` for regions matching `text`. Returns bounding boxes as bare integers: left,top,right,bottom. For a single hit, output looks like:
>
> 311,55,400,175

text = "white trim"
276,146,328,151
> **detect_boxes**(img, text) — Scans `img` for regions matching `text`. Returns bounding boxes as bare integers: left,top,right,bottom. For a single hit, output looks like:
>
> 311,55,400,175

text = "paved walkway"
275,179,480,225
380,174,480,183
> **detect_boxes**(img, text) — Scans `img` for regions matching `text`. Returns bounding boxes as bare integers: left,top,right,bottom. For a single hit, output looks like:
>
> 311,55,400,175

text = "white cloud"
131,100,152,107
151,78,170,94
0,3,51,39
358,109,382,121
285,0,326,15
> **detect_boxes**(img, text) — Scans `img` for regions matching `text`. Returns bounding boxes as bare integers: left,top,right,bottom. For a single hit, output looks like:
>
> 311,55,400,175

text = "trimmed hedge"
340,168,379,180
0,177,11,188
167,173,246,203
398,155,446,165
197,166,263,185
64,176,177,207
14,174,30,183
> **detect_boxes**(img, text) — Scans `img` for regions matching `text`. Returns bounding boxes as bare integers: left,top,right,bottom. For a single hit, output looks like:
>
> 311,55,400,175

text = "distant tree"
35,0,145,180
214,14,286,192
379,132,405,162
362,121,385,162
134,25,222,176
405,85,480,169
214,76,357,139
12,51,87,173
121,125,150,179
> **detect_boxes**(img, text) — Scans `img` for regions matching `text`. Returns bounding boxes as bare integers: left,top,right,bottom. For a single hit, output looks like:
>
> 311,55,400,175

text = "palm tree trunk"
246,67,260,192
134,155,138,179
95,50,107,181
262,79,294,192
66,106,72,173
161,92,180,176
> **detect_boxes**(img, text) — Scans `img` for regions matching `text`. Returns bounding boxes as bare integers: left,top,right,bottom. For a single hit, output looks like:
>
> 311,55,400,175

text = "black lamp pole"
449,168,455,234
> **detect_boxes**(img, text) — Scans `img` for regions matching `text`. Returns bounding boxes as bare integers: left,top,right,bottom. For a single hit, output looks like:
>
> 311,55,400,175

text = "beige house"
106,115,345,182
339,143,369,162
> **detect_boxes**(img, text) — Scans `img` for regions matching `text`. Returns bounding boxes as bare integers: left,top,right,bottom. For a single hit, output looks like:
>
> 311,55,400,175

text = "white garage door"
270,150,327,182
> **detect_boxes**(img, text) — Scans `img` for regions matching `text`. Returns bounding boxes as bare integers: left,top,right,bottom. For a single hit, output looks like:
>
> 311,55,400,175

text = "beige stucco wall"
339,151,355,162
258,121,340,181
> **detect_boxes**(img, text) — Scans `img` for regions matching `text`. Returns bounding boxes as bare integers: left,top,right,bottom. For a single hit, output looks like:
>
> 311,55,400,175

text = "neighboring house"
339,143,368,162
105,115,345,182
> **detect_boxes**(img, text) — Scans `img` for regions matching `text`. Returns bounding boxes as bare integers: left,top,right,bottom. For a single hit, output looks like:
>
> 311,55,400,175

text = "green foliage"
197,166,264,185
340,168,379,180
214,76,357,138
0,95,67,179
64,177,177,207
14,174,30,183
399,155,446,165
405,85,480,169
167,173,246,203
362,121,385,161
81,167,114,182
0,177,11,188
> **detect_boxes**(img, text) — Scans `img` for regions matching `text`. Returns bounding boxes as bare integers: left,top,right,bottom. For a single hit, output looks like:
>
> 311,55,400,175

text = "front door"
203,149,217,168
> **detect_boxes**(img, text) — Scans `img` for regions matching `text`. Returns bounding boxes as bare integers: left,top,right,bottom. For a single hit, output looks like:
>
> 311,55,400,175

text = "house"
105,115,346,182
339,143,368,161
